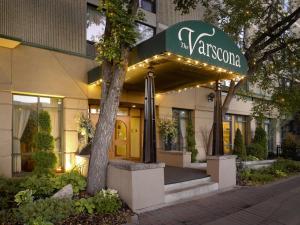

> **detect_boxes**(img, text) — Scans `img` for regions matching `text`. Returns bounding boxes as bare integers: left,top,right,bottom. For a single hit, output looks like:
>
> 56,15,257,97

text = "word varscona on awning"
130,20,248,76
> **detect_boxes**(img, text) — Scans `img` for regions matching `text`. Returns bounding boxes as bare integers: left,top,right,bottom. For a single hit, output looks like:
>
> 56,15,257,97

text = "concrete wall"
0,44,98,176
156,0,205,32
0,0,86,55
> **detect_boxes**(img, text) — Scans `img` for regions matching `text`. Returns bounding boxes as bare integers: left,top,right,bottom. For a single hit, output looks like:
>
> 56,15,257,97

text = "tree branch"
248,7,300,53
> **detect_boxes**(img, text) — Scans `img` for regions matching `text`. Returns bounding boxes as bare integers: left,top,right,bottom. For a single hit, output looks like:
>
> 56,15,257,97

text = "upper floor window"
86,5,155,45
136,22,155,44
139,0,156,13
87,4,105,42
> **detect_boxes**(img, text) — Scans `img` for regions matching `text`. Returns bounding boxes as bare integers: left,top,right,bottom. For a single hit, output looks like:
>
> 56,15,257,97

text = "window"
136,22,155,44
172,109,191,151
12,95,63,174
223,115,232,154
223,114,248,154
86,4,105,42
139,0,156,13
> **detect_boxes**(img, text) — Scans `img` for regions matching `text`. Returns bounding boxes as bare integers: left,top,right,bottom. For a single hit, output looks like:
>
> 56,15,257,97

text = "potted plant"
158,118,177,151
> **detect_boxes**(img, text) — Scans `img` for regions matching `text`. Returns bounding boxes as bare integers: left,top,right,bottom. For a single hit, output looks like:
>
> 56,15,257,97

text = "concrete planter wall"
107,160,165,212
238,160,276,170
157,150,191,167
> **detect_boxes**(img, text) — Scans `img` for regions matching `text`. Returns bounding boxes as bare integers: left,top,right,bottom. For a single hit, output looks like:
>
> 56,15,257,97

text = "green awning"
89,20,249,92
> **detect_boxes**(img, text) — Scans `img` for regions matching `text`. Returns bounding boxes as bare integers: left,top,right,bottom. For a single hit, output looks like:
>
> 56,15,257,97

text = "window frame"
12,94,64,175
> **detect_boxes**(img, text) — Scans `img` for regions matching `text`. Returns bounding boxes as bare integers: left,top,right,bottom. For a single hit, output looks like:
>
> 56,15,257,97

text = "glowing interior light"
195,61,199,64
177,58,181,61
187,60,191,63
203,63,207,66
167,52,171,56
154,55,158,59
196,85,200,88
40,97,51,104
145,59,149,63
211,66,215,70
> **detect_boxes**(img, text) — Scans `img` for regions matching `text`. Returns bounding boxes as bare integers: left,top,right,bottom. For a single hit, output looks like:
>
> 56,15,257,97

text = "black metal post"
212,80,224,155
143,68,157,163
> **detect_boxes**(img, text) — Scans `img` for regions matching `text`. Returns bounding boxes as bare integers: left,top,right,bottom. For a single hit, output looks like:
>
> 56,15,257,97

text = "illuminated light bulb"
195,61,199,64
210,82,214,85
187,60,191,63
132,66,136,69
154,55,158,59
139,63,143,67
184,88,187,91
145,59,149,63
223,69,227,72
99,79,103,82
211,66,215,70
229,71,233,74
218,68,222,72
177,57,182,61
196,85,200,88
203,63,207,66
178,89,182,93
167,52,171,56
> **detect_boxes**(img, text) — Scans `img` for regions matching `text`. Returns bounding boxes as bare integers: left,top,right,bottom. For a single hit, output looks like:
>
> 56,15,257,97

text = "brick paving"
139,175,300,225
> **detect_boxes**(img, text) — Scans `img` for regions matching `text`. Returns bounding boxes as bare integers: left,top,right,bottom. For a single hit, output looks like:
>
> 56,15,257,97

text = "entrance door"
113,117,130,159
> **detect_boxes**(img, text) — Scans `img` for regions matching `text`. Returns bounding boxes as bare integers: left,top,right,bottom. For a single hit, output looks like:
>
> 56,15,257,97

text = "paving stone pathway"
139,175,300,225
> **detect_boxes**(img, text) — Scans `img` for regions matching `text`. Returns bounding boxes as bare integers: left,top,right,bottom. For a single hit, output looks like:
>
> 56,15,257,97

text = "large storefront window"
12,95,63,174
172,109,191,151
223,114,248,154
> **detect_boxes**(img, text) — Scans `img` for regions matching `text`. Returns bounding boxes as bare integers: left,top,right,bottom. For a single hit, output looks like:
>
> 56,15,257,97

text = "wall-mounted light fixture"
207,93,215,102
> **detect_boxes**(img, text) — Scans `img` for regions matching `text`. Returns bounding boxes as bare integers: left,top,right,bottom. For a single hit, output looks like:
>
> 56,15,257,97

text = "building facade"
0,0,281,177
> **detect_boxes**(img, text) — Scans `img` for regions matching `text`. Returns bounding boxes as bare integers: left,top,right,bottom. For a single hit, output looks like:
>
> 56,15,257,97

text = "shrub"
15,198,75,224
93,189,122,214
20,175,56,198
253,126,268,159
282,134,298,160
246,155,259,161
54,171,87,194
33,110,57,176
158,118,177,150
233,128,247,160
74,198,95,214
246,143,266,160
0,177,24,210
186,121,198,162
32,151,57,176
14,189,35,206
238,159,300,185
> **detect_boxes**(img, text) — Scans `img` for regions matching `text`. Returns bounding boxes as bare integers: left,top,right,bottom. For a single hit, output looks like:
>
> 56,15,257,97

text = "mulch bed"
57,209,133,225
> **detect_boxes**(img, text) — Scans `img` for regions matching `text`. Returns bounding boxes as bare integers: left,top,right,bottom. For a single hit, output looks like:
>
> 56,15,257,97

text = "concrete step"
164,177,218,203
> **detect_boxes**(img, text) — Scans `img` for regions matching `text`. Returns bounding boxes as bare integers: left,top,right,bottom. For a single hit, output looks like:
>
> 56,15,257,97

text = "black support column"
143,68,157,163
212,80,224,155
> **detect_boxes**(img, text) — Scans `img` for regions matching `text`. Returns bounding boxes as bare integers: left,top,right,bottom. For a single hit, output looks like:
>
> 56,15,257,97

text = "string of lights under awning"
89,20,248,93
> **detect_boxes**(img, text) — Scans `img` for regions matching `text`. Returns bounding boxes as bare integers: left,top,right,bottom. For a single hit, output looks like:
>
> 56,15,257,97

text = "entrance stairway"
164,177,218,203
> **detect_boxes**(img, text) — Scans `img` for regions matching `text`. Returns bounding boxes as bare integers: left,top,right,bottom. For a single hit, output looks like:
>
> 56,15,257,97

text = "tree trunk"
207,79,247,155
87,50,129,195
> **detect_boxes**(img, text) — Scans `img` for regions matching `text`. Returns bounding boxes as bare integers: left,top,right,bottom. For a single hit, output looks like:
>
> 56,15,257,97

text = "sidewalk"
139,175,300,225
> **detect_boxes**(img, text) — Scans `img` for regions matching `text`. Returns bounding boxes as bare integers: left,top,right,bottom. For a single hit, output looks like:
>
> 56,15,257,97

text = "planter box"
157,150,191,167
207,155,237,190
107,160,165,212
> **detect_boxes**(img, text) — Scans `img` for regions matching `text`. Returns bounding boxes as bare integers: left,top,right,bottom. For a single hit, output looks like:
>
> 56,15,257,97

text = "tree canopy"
174,0,300,119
